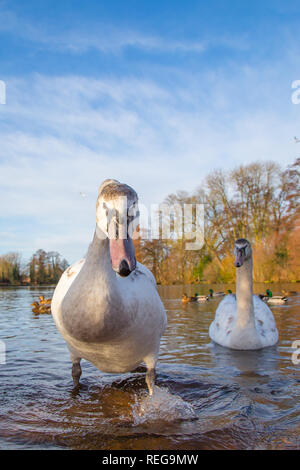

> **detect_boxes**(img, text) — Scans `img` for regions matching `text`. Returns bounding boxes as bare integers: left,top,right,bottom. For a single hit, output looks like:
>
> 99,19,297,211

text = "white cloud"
0,59,299,262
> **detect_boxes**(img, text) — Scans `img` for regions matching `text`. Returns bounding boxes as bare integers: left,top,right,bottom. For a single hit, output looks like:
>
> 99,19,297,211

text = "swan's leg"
144,353,158,395
145,368,155,395
71,358,82,387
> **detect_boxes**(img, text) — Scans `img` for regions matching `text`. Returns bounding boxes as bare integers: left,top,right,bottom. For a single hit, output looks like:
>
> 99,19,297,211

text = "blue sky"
0,0,300,264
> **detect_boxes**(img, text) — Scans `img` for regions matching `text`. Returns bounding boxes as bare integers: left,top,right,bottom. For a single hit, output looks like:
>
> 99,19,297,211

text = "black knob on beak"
118,259,131,277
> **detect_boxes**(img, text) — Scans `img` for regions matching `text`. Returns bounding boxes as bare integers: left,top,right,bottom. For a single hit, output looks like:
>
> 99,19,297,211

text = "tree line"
0,250,69,285
135,158,300,284
1,158,299,286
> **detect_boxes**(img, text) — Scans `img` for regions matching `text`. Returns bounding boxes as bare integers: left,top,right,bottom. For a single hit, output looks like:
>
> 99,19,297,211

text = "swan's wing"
134,262,167,335
209,295,237,344
51,258,86,321
214,295,237,322
253,295,278,346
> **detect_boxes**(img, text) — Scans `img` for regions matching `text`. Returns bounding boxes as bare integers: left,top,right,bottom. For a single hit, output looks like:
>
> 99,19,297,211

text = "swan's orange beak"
110,238,136,277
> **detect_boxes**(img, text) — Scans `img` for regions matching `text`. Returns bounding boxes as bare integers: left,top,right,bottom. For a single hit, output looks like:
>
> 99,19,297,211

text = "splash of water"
131,386,196,425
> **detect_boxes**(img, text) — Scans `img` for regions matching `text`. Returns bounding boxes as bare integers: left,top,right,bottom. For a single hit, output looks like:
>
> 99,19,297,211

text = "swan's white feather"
209,294,278,349
51,258,167,373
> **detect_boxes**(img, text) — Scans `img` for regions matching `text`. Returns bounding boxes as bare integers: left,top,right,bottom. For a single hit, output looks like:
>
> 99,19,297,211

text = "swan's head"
96,179,139,277
234,238,252,268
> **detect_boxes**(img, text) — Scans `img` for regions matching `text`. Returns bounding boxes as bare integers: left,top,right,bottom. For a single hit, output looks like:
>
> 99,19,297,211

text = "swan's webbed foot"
145,368,155,395
72,361,82,387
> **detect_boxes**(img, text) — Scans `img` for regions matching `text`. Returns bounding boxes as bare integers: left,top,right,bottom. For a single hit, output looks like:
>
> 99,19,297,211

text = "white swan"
51,179,167,394
209,238,278,350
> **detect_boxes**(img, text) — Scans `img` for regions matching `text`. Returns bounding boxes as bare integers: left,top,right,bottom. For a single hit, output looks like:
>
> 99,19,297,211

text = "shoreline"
0,280,299,288
0,284,57,288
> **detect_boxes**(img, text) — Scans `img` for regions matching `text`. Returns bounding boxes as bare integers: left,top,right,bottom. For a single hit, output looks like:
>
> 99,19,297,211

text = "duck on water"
51,179,167,395
259,289,288,305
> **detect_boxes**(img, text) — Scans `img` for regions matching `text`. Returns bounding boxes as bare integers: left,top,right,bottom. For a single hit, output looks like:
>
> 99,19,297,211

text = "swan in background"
209,239,278,350
51,179,167,395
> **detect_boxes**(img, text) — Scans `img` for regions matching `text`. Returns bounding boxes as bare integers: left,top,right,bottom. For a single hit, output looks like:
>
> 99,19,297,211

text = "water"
0,283,299,450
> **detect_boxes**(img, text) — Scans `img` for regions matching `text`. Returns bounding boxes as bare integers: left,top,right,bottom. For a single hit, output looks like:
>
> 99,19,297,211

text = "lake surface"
0,283,299,450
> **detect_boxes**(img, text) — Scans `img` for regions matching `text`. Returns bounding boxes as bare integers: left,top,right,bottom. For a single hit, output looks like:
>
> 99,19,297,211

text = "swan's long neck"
61,227,124,342
68,226,119,306
84,228,116,290
236,256,255,328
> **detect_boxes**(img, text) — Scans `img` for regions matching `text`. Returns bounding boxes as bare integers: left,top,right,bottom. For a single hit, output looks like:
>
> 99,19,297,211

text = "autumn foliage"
1,159,299,286
136,159,300,284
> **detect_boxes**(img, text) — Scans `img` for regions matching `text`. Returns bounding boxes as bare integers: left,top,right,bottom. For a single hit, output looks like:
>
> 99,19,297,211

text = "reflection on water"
0,283,299,449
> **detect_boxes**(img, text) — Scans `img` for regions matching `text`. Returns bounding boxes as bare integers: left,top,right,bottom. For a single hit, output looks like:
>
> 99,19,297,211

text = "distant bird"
282,289,298,296
258,288,271,301
195,293,209,303
267,296,288,305
181,293,197,303
31,301,51,314
39,295,52,306
294,136,300,143
259,289,288,305
227,289,236,299
209,289,225,298
258,293,269,301
265,290,288,305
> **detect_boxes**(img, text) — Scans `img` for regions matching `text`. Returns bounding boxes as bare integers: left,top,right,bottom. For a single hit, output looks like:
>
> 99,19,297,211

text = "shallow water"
0,283,299,450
